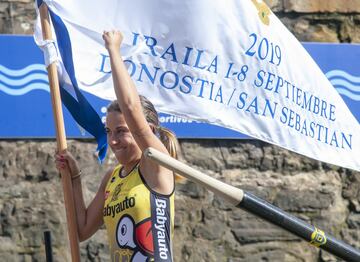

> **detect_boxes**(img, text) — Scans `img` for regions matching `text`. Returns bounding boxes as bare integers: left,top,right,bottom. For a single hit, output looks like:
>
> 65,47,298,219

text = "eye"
116,128,129,135
121,224,127,236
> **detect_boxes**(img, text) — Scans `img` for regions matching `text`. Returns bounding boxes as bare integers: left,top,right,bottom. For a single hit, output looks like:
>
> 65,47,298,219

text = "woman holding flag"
55,30,178,261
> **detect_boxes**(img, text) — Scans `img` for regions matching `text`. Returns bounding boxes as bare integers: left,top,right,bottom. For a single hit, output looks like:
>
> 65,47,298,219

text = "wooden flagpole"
144,147,360,262
39,3,81,261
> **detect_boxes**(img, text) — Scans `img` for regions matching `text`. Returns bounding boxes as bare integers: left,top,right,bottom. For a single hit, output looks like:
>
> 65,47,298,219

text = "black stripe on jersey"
150,194,172,261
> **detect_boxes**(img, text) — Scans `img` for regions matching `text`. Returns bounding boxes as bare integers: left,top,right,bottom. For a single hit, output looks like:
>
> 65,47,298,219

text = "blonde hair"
107,96,184,181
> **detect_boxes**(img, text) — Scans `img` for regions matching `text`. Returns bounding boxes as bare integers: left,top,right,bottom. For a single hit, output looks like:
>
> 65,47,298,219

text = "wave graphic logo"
0,64,49,96
326,70,360,101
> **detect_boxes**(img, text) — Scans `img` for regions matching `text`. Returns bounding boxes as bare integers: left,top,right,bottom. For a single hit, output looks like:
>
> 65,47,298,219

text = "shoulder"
139,157,174,195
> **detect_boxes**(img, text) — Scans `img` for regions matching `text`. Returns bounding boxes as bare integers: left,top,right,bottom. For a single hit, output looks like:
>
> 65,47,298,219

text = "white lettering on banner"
159,115,197,124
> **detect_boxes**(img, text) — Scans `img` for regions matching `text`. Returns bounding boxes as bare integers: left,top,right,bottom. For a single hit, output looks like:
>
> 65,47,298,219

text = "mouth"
111,146,127,154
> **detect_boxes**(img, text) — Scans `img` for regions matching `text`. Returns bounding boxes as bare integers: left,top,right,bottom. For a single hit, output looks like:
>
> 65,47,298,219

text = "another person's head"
106,96,180,165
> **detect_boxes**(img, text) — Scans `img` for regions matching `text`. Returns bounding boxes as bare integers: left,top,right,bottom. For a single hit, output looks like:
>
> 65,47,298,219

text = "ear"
149,124,157,134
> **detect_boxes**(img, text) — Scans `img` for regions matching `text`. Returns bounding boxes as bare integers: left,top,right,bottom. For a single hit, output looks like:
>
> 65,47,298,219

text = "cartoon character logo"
116,215,154,262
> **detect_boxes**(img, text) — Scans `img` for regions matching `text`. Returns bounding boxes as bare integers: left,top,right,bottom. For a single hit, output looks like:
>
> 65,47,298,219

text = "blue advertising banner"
0,35,359,139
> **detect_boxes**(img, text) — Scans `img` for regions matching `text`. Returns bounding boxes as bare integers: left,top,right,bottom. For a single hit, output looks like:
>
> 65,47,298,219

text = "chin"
113,151,138,165
113,151,127,164
111,145,141,165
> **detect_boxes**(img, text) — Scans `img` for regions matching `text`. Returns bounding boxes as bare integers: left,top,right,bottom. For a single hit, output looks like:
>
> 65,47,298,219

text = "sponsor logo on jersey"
103,196,136,218
151,195,172,261
111,183,123,202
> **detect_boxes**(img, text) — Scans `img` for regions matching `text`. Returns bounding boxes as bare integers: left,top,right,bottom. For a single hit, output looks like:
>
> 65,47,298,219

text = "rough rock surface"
1,0,360,261
0,140,359,261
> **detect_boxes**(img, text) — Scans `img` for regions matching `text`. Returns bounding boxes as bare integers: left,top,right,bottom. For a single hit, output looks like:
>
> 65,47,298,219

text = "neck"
122,159,140,176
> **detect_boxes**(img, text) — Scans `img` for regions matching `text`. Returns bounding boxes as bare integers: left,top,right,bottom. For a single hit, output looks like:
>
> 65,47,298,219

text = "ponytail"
157,126,184,182
136,95,185,182
157,126,178,159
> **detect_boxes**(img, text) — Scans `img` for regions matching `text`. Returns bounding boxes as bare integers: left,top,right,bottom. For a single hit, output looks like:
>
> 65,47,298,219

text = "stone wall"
1,140,359,261
1,0,360,261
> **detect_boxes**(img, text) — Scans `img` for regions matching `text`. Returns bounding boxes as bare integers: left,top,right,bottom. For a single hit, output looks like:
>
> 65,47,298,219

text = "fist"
54,150,80,176
103,30,124,51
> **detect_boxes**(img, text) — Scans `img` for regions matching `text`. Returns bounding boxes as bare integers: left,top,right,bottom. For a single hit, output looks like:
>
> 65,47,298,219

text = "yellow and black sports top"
103,164,174,262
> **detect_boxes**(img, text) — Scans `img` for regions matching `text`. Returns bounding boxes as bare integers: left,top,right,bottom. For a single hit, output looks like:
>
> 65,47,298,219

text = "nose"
108,133,118,145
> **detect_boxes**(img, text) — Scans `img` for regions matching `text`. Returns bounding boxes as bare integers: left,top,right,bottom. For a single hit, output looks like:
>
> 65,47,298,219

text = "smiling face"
105,111,142,166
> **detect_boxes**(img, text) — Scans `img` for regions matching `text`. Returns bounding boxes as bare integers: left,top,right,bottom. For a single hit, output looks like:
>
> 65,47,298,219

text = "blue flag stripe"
49,10,107,161
36,0,43,8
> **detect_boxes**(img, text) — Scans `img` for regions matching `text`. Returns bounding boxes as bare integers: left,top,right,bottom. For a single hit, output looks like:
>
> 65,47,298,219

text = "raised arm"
103,30,174,194
102,31,166,153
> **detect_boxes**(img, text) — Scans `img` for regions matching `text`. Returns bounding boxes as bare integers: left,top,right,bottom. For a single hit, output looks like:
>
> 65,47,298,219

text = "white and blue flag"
34,0,360,171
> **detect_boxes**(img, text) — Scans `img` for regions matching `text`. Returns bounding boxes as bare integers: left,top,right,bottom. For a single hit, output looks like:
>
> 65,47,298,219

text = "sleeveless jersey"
103,164,174,262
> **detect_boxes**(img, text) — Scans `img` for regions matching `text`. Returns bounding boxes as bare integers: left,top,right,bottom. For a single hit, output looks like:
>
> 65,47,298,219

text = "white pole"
144,147,244,205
